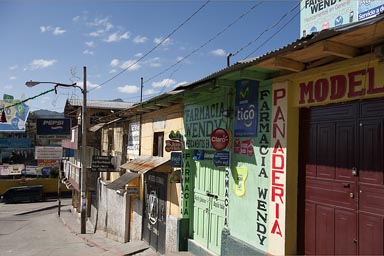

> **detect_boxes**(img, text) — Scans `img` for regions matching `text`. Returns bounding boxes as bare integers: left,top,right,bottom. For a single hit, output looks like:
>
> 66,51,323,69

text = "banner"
0,96,30,132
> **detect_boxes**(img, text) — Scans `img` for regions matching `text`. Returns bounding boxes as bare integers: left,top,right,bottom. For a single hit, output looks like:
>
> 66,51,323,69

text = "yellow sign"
233,164,248,197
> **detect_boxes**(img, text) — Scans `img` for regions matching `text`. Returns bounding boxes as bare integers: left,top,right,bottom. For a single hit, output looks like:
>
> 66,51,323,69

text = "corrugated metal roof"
66,98,134,109
106,172,140,190
120,155,170,174
175,14,384,91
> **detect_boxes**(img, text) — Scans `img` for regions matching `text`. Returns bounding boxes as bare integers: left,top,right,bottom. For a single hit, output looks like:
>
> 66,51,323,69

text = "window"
153,132,164,157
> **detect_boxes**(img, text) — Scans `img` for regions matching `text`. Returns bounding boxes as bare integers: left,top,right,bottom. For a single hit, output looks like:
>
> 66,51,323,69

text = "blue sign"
0,98,30,132
171,152,182,167
0,138,31,148
213,151,230,167
234,80,258,137
193,150,205,161
37,118,71,138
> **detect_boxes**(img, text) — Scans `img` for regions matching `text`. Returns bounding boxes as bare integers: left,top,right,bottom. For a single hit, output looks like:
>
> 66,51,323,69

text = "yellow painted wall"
140,103,184,217
140,104,183,157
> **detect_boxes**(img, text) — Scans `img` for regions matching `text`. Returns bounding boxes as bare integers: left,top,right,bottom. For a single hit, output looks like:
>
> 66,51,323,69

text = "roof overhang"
120,155,170,174
106,172,140,190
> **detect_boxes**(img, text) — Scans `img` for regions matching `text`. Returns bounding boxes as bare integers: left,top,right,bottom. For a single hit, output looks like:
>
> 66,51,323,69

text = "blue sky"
0,0,300,112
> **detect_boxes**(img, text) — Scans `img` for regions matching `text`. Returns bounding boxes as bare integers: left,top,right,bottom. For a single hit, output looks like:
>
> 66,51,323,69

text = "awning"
119,155,170,174
106,172,140,190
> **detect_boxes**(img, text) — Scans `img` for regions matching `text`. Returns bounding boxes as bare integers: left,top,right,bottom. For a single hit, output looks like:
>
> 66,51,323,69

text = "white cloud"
4,85,13,90
146,57,161,67
120,32,130,39
9,76,16,80
109,69,117,74
152,78,176,88
133,35,147,44
110,59,119,67
120,60,141,71
135,53,143,58
40,26,49,32
154,37,172,46
89,17,113,31
85,41,95,47
144,89,157,96
211,49,226,56
40,25,66,35
40,96,52,105
117,85,139,94
77,81,99,89
9,65,18,70
28,59,57,70
89,29,104,37
53,27,66,35
83,49,94,55
72,16,80,22
105,31,130,42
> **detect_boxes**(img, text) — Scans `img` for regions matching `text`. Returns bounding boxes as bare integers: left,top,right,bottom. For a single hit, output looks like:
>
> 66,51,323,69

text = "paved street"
0,198,159,256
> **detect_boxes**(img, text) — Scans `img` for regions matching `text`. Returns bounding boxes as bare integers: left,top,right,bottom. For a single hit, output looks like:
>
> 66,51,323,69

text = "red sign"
165,140,182,152
210,128,230,151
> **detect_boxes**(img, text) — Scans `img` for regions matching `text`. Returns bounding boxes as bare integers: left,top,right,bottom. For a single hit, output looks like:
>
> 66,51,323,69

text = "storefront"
294,56,384,255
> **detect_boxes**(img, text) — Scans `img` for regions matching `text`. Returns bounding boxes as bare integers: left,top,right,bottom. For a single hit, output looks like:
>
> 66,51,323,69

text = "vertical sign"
268,84,287,255
255,85,272,250
127,121,140,156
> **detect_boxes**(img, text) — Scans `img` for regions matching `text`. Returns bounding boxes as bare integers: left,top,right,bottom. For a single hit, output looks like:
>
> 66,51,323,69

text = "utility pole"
80,66,87,234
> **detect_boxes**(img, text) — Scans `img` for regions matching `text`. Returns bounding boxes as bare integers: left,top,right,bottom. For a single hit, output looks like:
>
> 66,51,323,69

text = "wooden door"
300,99,384,255
193,159,225,255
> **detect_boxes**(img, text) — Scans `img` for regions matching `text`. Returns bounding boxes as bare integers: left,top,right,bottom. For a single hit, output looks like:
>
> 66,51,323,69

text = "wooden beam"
322,40,358,58
274,56,305,72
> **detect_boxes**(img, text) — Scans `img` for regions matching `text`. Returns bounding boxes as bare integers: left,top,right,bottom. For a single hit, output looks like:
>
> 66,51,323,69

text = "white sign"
35,146,62,160
127,121,140,156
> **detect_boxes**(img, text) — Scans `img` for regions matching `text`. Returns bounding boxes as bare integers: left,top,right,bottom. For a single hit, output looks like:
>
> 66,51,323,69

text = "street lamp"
25,66,88,234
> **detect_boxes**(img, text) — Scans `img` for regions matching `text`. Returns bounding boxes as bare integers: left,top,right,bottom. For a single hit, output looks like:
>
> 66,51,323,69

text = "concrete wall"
95,180,129,243
166,215,179,253
131,198,143,240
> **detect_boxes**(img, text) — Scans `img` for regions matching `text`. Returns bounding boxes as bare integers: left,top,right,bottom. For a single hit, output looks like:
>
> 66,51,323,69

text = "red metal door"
300,99,384,255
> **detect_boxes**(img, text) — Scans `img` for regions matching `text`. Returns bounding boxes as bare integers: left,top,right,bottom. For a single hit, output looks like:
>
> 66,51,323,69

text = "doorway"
299,98,384,255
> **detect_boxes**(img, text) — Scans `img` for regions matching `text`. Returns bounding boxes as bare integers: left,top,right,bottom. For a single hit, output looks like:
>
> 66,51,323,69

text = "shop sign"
126,186,139,195
0,97,30,132
35,146,62,160
234,138,254,156
91,155,115,172
193,150,205,161
170,152,182,167
36,118,71,139
128,121,140,156
298,66,384,106
234,80,259,137
210,128,230,151
169,130,182,141
184,98,228,150
213,151,230,167
165,140,182,152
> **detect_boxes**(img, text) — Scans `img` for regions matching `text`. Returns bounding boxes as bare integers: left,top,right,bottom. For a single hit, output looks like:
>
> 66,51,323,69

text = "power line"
2,89,55,110
144,1,264,84
89,0,211,93
231,1,300,59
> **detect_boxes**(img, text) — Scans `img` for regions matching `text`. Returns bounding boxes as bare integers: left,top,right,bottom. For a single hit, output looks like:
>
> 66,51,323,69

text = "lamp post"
25,66,88,234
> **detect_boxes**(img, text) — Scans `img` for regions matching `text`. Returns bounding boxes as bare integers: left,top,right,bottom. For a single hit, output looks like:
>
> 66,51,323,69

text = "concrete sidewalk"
58,204,154,256
57,203,193,256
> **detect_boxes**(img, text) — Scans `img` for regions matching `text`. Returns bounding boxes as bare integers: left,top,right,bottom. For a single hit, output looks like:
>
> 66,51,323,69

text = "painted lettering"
299,67,384,105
